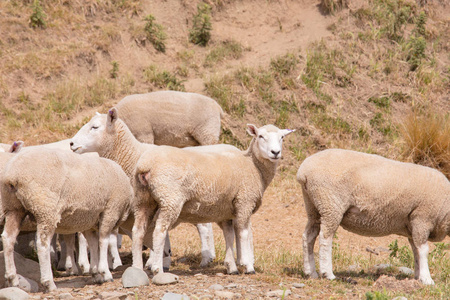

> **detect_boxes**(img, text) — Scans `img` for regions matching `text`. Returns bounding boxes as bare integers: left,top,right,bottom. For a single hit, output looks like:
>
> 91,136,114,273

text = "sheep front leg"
318,221,340,280
303,219,320,278
145,234,171,271
60,234,79,275
219,220,238,275
132,205,151,270
2,210,25,288
234,220,255,274
197,223,216,267
36,224,57,292
77,232,91,275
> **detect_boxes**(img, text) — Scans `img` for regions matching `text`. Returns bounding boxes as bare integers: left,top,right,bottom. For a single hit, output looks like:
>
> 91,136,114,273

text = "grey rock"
0,287,30,300
214,290,234,299
292,283,305,288
208,284,224,291
398,267,414,276
392,297,407,300
152,272,179,285
373,263,392,272
0,251,41,288
266,289,292,297
225,283,237,289
348,264,360,272
121,267,149,288
17,275,39,293
98,291,127,300
57,293,73,300
162,293,190,300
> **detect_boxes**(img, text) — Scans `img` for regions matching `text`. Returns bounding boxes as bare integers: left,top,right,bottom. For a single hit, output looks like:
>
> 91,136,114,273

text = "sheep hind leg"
197,223,216,267
218,220,239,275
303,219,320,279
2,210,26,288
77,232,91,275
108,228,122,270
61,234,79,275
132,205,151,270
83,230,103,283
36,223,58,292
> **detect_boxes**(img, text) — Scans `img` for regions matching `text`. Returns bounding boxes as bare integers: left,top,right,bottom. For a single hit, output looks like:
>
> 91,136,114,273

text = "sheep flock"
0,91,448,293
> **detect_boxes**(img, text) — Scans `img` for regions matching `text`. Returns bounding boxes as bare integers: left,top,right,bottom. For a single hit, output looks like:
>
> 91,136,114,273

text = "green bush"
30,0,46,29
189,3,212,46
144,14,167,53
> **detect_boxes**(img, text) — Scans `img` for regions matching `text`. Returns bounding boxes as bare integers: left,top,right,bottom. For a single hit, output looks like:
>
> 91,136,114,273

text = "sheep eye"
258,135,264,139
91,126,99,130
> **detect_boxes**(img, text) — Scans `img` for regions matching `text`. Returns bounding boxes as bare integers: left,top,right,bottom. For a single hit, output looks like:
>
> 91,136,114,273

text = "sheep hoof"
43,280,57,292
245,270,256,275
419,277,435,285
228,271,239,275
163,267,170,272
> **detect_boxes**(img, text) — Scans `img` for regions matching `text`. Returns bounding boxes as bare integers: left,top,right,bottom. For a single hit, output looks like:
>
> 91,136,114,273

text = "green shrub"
144,14,167,53
109,61,119,79
189,3,212,46
204,40,244,67
30,0,46,29
143,65,185,91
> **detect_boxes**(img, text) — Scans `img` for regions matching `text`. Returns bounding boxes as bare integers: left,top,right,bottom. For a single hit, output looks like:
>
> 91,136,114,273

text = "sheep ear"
246,124,258,137
107,107,118,126
95,112,101,116
9,141,24,153
280,129,295,138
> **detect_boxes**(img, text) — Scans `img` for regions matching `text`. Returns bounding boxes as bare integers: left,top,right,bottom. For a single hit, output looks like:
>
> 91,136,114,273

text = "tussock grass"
204,40,245,67
400,110,450,178
143,65,185,91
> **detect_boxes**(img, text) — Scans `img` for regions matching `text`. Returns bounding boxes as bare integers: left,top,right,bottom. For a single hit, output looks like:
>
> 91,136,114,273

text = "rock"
392,297,408,300
208,284,224,291
98,291,127,300
162,293,190,300
57,293,73,300
398,267,414,276
0,287,30,300
0,251,41,288
152,273,179,285
121,267,149,288
17,275,39,293
292,283,305,288
348,264,360,272
373,263,392,273
214,290,235,299
266,289,292,297
225,283,237,289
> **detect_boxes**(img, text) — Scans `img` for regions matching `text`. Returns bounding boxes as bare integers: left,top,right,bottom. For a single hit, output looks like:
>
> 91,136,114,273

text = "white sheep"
296,149,450,285
1,148,133,292
70,109,218,268
115,90,223,147
131,111,295,274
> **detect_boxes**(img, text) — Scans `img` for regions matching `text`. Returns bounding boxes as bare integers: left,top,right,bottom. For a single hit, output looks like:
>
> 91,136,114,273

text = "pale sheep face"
247,124,294,162
70,113,108,154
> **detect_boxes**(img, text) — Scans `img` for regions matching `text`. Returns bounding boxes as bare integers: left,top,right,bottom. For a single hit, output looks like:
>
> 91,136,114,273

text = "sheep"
0,148,133,292
130,110,295,274
296,149,450,285
115,90,223,147
70,109,218,269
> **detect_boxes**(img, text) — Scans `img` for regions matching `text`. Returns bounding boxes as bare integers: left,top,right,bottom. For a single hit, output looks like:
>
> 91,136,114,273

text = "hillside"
0,0,449,298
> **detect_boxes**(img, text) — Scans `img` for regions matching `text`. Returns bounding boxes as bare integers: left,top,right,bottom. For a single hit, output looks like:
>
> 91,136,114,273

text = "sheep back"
115,91,223,147
297,149,450,240
1,148,133,234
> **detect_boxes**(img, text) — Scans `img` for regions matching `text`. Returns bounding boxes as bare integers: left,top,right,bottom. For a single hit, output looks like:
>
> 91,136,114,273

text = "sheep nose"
271,150,280,157
70,142,74,146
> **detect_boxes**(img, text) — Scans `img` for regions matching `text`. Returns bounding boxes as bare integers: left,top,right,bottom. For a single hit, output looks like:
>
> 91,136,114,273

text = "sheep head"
247,124,295,162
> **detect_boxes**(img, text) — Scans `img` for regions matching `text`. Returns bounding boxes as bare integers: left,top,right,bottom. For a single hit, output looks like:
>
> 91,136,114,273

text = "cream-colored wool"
0,148,133,292
133,122,294,275
297,148,450,285
116,91,223,147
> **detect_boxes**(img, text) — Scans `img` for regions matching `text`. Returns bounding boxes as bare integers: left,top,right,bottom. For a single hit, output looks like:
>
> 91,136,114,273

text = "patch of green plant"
144,14,167,53
205,75,233,113
320,0,348,15
388,239,414,268
313,112,352,135
406,35,426,71
390,92,411,103
370,112,394,136
30,0,46,29
143,65,185,91
109,61,119,78
368,95,390,109
189,3,212,46
270,53,299,76
204,40,244,67
220,127,245,150
365,290,390,300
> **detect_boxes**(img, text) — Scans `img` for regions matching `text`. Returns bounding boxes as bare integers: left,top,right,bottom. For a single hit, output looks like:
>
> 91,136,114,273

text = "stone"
398,267,414,276
292,283,305,288
348,264,360,272
0,287,30,300
98,291,127,300
266,289,292,297
214,290,235,299
208,284,224,291
17,275,39,293
57,293,73,300
152,272,179,285
161,293,190,300
392,297,408,300
373,264,392,273
121,267,149,288
0,251,41,288
225,283,237,289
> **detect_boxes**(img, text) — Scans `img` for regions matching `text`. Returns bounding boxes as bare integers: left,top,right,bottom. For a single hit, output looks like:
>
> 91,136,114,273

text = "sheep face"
247,124,294,162
70,113,108,154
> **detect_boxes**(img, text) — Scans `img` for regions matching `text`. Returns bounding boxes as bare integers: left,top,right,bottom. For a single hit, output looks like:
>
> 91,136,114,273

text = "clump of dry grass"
320,0,348,14
400,110,450,178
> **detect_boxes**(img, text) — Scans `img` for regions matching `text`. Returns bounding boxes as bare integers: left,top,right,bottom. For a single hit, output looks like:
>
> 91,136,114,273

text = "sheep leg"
98,229,114,282
61,234,79,275
132,205,151,270
408,238,420,279
219,220,239,275
36,223,58,292
318,221,339,280
410,219,434,285
108,228,122,270
145,235,171,271
77,232,91,275
197,223,216,267
2,210,25,288
234,219,255,274
83,230,102,283
302,219,320,279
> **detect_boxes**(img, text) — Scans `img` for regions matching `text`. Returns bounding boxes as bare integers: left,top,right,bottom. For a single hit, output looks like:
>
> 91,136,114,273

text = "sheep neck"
245,138,278,190
103,120,145,178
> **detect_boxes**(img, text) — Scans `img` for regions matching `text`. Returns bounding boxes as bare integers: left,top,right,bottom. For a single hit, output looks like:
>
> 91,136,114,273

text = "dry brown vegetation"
0,0,449,298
